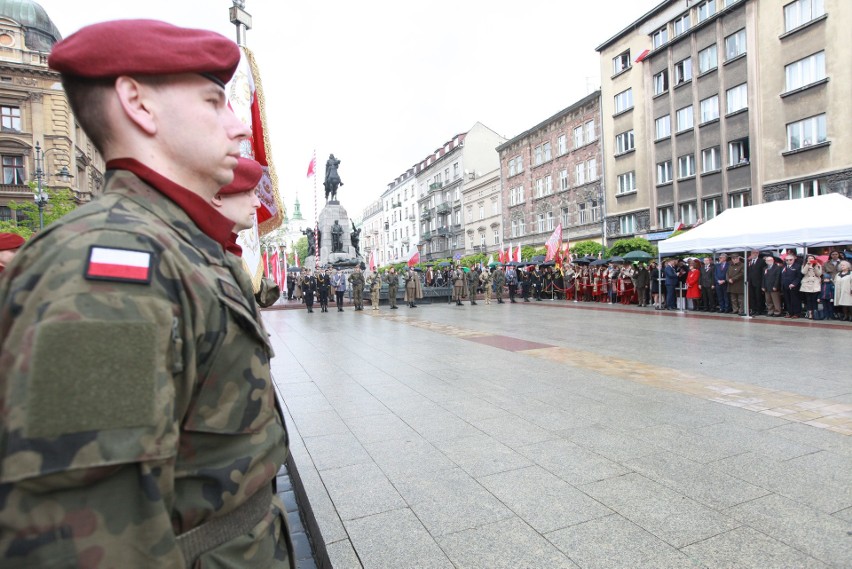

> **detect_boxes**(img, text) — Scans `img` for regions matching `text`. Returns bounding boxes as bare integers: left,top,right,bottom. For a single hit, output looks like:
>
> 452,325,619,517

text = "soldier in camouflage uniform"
348,265,365,311
452,265,466,306
385,267,399,309
467,266,479,305
368,270,382,309
493,265,506,304
480,267,494,304
0,20,293,568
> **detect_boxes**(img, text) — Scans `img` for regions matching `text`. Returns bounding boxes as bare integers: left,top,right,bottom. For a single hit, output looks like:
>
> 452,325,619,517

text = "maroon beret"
48,19,240,86
219,157,263,195
0,233,25,251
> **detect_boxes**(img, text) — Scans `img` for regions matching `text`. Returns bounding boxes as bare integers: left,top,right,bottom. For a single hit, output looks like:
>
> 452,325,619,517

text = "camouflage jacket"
0,170,290,568
347,272,365,289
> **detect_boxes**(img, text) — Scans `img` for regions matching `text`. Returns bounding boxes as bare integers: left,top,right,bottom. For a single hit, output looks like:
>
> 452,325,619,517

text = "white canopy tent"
659,193,852,254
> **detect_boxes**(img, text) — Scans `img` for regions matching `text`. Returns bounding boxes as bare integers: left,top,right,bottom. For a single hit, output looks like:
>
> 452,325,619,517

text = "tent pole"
742,249,749,318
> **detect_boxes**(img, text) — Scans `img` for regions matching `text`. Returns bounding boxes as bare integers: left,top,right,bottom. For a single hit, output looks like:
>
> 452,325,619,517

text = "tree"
607,237,657,257
520,245,542,261
0,187,77,239
291,236,308,265
571,240,605,258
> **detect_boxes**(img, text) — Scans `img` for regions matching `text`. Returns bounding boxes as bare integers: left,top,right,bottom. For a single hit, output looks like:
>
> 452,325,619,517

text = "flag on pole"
306,154,316,178
294,249,300,268
487,253,494,266
261,250,269,278
544,223,563,262
369,249,376,271
673,221,685,232
406,244,420,267
515,244,521,263
270,250,279,287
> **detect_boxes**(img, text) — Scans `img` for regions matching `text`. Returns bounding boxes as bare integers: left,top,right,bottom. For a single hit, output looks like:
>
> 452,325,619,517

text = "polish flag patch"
85,246,153,284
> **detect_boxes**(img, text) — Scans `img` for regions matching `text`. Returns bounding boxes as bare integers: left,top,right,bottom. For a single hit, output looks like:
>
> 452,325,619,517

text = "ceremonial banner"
544,223,563,262
261,251,269,278
294,250,300,268
227,45,284,291
406,245,420,267
514,244,522,263
369,250,376,271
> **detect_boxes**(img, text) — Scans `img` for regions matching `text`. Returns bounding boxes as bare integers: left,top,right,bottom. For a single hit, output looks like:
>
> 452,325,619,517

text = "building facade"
597,0,851,245
0,1,104,224
360,197,384,266
497,91,605,250
380,167,418,265
417,122,505,262
461,168,501,257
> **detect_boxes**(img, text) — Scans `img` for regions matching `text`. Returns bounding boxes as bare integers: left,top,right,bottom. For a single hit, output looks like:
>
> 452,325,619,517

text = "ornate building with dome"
0,0,104,224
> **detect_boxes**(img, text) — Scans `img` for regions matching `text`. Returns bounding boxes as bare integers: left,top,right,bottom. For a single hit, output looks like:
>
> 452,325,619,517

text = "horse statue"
324,153,343,202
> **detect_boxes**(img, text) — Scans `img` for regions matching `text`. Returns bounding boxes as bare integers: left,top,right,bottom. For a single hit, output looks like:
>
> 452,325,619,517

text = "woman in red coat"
686,259,701,310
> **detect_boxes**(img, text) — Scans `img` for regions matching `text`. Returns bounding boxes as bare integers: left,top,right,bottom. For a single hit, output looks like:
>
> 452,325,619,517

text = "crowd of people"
285,248,851,322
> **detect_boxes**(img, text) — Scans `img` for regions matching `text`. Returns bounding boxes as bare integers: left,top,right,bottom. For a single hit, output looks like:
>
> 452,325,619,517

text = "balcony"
421,231,432,241
436,202,452,215
421,209,432,220
429,182,443,191
436,226,450,236
408,213,416,221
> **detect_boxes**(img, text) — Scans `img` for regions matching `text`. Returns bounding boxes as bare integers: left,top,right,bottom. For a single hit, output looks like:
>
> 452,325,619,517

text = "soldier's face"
214,190,261,232
146,75,251,197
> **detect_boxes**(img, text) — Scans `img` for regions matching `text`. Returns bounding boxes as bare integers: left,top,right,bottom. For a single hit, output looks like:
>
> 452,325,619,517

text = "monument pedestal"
317,201,360,267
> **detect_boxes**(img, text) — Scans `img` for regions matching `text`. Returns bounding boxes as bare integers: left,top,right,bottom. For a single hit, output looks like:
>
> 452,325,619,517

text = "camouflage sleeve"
0,229,189,567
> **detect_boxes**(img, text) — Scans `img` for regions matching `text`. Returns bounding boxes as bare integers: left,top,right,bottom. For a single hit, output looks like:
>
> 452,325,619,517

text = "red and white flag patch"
85,246,153,284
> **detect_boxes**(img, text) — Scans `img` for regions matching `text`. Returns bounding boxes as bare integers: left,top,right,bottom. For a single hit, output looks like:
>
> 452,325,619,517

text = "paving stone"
546,514,701,569
480,465,612,533
399,409,483,442
438,398,507,422
712,451,852,514
726,493,852,568
344,508,453,569
343,412,419,445
681,526,829,568
320,462,405,521
697,421,820,461
631,423,743,463
325,539,362,569
437,517,579,569
433,433,533,478
471,412,556,448
302,432,373,472
516,437,630,485
557,424,661,462
783,450,852,484
290,409,350,438
580,473,740,548
832,506,852,523
363,436,456,483
394,467,513,537
767,422,852,457
625,451,770,509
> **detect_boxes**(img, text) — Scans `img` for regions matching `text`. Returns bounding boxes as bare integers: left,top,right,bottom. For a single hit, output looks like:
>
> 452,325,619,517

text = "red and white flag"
85,247,152,283
406,244,420,267
544,223,563,262
270,251,281,288
673,221,685,232
369,249,376,271
514,244,522,263
306,154,316,178
294,249,300,268
261,251,269,278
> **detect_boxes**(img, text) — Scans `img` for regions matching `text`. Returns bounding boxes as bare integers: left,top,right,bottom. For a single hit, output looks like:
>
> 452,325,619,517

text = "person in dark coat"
714,254,730,312
762,256,782,317
633,263,650,307
316,267,330,312
699,257,716,312
726,253,746,315
302,268,317,313
663,259,679,310
780,252,803,318
531,266,543,301
746,250,766,315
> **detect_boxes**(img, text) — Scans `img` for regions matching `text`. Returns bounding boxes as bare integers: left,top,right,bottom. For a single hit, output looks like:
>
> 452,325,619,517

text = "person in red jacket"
686,259,701,310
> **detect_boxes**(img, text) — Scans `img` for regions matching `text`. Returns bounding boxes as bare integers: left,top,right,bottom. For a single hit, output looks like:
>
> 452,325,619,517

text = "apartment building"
360,197,384,265
379,168,418,265
416,122,505,262
597,0,851,244
461,168,501,257
496,91,605,249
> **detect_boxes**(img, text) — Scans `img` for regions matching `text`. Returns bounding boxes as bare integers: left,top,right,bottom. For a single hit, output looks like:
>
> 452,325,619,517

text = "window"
535,178,544,198
703,197,722,220
573,125,584,148
674,58,692,85
561,207,571,227
788,179,826,199
613,50,631,74
785,51,826,92
545,175,553,195
702,146,721,172
534,145,543,166
479,204,484,220
726,83,748,113
575,163,586,186
786,114,827,150
617,171,636,195
676,106,694,132
537,213,546,233
653,69,669,96
508,156,523,176
652,27,668,49
546,211,555,231
700,95,719,123
673,13,691,36
455,210,460,225
615,130,635,154
698,44,718,73
725,29,746,61
728,192,751,208
587,159,597,181
493,229,500,245
585,120,595,142
655,115,671,139
697,0,717,22
680,202,697,224
678,154,695,178
466,206,472,222
728,138,750,165
511,218,526,237
657,160,673,184
658,207,674,228
543,142,552,162
559,169,569,191
0,105,21,131
0,205,12,222
492,200,499,215
2,155,24,184
453,163,459,179
579,200,601,225
619,214,636,235
614,88,633,113
510,185,525,205
784,0,825,32
557,134,567,156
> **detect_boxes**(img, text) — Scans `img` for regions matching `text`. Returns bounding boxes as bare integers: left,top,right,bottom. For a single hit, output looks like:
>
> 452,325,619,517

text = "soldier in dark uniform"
0,20,293,568
316,267,331,312
385,266,399,309
505,265,518,303
531,266,544,301
520,267,531,301
286,271,296,299
302,268,317,313
467,266,479,305
348,265,366,310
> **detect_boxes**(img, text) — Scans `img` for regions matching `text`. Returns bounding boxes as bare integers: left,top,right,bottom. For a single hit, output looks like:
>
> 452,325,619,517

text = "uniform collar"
106,158,233,250
226,233,243,257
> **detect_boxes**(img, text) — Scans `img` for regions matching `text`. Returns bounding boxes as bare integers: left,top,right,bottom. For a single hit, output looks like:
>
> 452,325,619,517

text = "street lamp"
32,141,73,230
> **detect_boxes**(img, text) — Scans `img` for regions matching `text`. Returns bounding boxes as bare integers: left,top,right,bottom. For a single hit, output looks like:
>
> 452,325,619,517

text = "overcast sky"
38,0,661,223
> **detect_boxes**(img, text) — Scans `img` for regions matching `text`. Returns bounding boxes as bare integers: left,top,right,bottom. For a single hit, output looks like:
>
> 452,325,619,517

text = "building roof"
595,0,670,52
0,0,62,51
496,90,601,153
